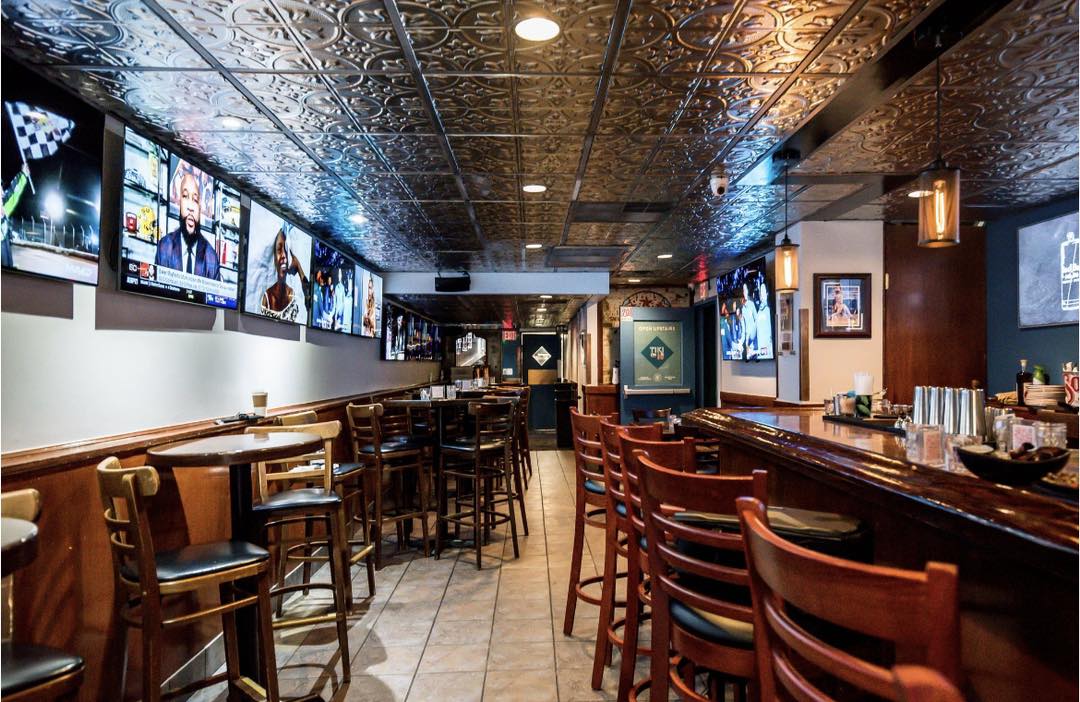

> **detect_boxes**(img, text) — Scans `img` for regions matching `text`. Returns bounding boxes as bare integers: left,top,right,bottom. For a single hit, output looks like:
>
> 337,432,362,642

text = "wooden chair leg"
592,518,619,689
650,592,671,702
338,507,354,610
274,525,288,617
219,582,241,694
355,479,376,596
563,484,587,635
417,463,431,558
511,447,529,537
373,467,384,569
255,573,280,702
618,546,643,702
328,510,352,684
301,518,314,596
503,449,520,560
141,608,163,702
435,454,446,559
473,467,483,569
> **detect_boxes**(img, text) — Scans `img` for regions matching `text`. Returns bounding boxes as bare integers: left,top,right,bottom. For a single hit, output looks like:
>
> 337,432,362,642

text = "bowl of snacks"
956,443,1072,487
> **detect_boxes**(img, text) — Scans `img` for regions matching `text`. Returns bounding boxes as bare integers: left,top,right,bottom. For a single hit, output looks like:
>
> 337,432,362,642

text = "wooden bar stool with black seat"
1,488,85,702
96,458,279,702
737,496,963,702
631,407,671,425
562,407,619,636
346,402,431,569
590,420,666,691
275,411,376,608
244,421,352,684
436,400,520,569
636,454,768,702
607,429,700,701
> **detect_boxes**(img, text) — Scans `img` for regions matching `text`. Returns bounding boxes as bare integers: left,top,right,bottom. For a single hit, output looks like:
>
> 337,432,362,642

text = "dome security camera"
709,173,729,198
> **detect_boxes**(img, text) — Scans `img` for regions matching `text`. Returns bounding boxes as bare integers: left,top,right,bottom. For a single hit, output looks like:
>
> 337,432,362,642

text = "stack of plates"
1025,384,1067,407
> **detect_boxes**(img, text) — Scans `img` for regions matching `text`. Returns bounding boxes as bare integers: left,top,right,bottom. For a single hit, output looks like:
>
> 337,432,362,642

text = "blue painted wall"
986,197,1080,392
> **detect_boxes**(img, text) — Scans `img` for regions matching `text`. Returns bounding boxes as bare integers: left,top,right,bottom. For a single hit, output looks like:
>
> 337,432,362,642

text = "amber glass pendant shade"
917,167,960,247
775,236,799,292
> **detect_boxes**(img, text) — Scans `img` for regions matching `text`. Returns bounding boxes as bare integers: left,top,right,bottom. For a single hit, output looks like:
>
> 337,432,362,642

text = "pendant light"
774,151,799,293
917,55,960,247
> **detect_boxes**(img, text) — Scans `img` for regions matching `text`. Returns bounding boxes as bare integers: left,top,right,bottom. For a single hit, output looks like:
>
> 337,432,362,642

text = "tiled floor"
186,449,649,701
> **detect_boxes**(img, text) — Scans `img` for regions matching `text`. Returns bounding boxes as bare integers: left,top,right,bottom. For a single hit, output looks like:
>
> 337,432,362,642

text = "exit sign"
502,330,517,341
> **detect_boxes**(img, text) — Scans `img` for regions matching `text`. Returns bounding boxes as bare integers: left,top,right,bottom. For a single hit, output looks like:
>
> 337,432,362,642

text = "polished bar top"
683,407,1079,571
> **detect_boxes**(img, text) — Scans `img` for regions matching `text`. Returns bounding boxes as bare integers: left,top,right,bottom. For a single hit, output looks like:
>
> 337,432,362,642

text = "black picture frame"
813,273,871,338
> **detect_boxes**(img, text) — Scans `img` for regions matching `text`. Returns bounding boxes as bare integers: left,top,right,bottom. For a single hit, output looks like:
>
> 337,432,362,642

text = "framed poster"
632,321,682,386
813,274,871,338
777,292,794,354
1018,211,1080,328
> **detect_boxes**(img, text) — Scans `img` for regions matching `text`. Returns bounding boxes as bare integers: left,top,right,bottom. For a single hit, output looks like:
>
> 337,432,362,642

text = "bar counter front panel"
682,407,1078,702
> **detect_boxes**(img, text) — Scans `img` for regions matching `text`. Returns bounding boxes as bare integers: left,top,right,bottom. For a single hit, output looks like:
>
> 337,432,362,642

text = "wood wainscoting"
583,384,618,416
0,383,426,702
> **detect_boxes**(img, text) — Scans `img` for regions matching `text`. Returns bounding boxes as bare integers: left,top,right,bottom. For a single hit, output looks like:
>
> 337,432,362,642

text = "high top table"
148,431,324,698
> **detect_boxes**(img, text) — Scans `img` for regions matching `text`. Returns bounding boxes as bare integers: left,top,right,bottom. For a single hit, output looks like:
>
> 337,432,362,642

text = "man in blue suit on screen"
155,169,220,280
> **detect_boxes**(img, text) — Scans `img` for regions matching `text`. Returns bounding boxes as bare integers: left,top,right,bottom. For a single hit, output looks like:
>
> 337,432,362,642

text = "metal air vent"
545,245,628,269
571,202,673,223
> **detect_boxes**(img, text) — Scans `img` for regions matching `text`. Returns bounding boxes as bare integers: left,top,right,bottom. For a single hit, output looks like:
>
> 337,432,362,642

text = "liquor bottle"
1016,359,1033,407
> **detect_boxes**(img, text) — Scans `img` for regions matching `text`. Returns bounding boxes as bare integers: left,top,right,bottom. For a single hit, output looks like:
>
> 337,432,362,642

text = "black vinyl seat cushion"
673,506,868,558
440,439,508,453
669,600,753,648
332,461,365,478
583,479,606,495
121,541,269,583
252,488,341,514
0,643,84,694
359,437,426,454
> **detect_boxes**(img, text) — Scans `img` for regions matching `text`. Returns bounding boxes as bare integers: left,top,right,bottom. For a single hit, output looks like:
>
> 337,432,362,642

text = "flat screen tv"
405,312,421,361
716,256,774,361
242,200,312,324
383,302,406,361
1018,211,1080,328
432,324,443,361
309,240,355,334
119,127,240,307
455,332,487,367
354,265,383,338
1,61,102,285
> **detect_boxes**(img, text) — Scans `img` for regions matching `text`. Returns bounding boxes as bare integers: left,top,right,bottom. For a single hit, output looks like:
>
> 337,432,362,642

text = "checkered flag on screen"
4,101,74,161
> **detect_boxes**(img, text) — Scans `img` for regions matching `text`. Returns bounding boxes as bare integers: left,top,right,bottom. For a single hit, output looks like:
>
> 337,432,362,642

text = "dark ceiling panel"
1,0,1074,277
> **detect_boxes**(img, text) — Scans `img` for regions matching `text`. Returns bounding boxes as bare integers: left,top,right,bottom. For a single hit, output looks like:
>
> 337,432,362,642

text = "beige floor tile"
428,618,493,646
490,616,553,644
407,671,485,702
338,674,414,702
486,641,555,671
436,598,498,621
555,640,601,670
482,669,559,702
417,643,490,673
352,643,424,676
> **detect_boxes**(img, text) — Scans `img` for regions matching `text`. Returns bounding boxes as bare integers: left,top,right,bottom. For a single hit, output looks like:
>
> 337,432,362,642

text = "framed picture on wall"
1017,211,1080,328
777,292,794,353
813,273,871,338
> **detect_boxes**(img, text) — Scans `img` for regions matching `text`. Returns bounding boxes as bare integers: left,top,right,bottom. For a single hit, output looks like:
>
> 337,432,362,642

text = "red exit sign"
502,330,517,342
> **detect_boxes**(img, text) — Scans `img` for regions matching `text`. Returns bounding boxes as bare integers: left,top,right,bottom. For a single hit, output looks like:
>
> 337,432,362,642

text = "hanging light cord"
935,55,942,163
783,161,789,233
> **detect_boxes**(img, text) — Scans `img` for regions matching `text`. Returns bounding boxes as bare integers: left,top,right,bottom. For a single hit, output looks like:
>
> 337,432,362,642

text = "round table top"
147,432,324,468
1,517,39,576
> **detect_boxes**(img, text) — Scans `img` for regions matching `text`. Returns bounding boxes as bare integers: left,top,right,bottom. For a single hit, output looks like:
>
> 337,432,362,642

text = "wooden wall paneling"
883,225,987,404
799,308,810,401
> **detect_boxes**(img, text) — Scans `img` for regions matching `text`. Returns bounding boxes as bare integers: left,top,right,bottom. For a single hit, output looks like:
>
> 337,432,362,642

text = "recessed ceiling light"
349,213,368,225
628,278,641,283
540,294,552,299
657,253,673,259
221,116,246,129
522,183,547,194
908,189,932,198
537,307,548,312
525,243,543,250
514,15,560,42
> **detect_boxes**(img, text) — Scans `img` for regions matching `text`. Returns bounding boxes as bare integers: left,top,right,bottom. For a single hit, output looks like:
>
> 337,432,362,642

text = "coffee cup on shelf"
252,391,268,417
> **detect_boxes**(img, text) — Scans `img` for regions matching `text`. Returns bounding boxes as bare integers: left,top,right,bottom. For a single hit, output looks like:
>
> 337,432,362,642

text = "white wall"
1,275,437,452
798,220,884,402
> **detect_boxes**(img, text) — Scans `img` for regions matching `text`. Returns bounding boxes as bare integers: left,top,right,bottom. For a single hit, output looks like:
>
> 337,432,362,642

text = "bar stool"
1,489,85,702
346,403,431,568
96,458,279,702
608,429,699,701
275,411,376,607
244,422,351,684
631,407,671,424
737,496,962,702
636,454,768,702
436,400,520,568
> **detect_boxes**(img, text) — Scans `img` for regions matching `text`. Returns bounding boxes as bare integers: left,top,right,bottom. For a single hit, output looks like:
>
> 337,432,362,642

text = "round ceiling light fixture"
522,183,547,193
628,278,642,283
221,116,246,129
349,213,368,225
525,243,543,250
540,294,552,299
657,253,673,259
514,14,560,42
907,189,932,198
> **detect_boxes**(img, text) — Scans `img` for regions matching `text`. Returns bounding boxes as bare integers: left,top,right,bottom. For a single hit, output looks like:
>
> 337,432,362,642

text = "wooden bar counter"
682,407,1078,702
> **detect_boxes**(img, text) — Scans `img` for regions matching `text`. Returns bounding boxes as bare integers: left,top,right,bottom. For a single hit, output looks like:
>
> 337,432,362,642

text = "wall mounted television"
716,256,774,361
119,127,240,307
1,60,102,285
242,200,312,324
384,302,406,360
309,239,354,334
355,265,383,338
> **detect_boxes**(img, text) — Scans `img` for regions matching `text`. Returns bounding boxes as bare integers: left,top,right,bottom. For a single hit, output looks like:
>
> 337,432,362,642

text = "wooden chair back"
598,422,662,520
0,489,41,522
631,407,671,424
245,421,340,501
638,454,767,634
346,402,385,459
569,408,615,489
736,497,962,701
893,666,965,702
278,410,318,426
615,430,695,540
96,457,162,593
467,400,515,449
380,397,414,441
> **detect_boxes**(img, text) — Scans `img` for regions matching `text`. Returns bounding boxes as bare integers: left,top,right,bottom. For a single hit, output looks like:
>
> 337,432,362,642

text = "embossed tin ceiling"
2,0,1076,280
393,293,584,327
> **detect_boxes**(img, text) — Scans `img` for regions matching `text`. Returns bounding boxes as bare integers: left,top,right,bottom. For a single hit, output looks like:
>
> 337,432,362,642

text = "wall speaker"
435,273,470,292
